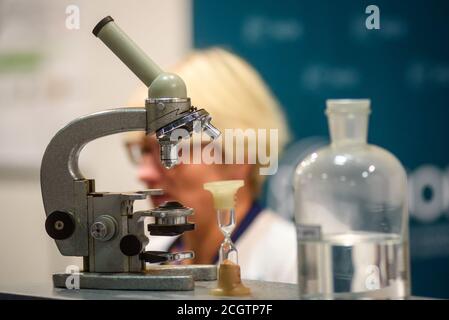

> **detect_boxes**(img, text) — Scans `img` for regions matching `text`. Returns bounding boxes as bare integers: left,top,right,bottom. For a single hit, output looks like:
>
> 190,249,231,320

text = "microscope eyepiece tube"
93,16,163,87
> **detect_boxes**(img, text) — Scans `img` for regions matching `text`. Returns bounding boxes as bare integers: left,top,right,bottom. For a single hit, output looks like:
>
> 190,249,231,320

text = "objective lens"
203,122,221,140
159,141,178,169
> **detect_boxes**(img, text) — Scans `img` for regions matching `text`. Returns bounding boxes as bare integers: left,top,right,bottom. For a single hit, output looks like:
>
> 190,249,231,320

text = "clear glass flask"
293,99,410,299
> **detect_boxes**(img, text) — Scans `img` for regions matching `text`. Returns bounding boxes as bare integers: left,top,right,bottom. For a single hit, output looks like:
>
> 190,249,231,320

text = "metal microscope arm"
41,108,147,256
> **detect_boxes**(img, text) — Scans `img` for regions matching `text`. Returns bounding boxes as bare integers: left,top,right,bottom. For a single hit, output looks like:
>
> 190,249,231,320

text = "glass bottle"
294,99,410,299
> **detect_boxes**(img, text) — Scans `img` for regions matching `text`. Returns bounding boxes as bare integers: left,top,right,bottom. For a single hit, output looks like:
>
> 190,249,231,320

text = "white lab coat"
146,209,298,284
235,209,298,283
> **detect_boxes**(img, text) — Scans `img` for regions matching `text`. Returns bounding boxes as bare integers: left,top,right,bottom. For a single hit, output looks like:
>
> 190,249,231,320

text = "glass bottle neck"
327,112,369,147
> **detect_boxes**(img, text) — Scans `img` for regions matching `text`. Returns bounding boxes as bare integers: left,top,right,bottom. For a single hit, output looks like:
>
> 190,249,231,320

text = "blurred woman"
126,48,296,283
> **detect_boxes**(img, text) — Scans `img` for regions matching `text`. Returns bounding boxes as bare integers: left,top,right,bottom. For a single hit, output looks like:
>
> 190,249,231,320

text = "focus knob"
120,234,143,256
45,211,75,240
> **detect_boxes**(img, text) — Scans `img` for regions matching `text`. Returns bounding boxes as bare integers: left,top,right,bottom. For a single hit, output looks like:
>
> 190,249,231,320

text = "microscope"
40,16,220,290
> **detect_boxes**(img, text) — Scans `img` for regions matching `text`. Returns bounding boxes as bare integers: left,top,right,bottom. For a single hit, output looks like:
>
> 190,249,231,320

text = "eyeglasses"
125,137,224,166
125,136,159,166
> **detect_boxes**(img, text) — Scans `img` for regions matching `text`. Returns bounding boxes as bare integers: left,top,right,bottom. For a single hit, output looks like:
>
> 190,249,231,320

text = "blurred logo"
267,138,449,224
409,165,449,223
406,62,449,89
301,65,360,91
242,16,303,45
353,14,407,40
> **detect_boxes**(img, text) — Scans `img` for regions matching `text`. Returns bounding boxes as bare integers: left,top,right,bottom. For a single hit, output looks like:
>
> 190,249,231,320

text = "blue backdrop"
193,0,449,298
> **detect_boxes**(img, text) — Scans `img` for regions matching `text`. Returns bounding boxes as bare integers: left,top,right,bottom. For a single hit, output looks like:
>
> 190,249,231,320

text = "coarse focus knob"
45,211,75,240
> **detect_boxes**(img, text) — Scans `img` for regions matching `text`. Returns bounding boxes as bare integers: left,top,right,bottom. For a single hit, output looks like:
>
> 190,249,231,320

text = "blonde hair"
127,47,291,193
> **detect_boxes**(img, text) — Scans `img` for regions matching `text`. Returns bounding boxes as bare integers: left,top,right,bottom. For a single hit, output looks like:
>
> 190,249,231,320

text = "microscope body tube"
94,17,162,87
94,16,187,99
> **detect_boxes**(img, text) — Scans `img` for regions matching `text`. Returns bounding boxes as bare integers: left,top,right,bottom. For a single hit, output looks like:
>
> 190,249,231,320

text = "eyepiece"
92,16,114,37
93,16,163,87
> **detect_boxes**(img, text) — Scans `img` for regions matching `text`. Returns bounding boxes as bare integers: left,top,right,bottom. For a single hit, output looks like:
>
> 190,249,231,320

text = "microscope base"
53,272,194,291
52,265,217,291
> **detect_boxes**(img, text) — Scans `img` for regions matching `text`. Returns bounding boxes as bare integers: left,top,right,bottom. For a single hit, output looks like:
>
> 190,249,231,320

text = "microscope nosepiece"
155,108,221,169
